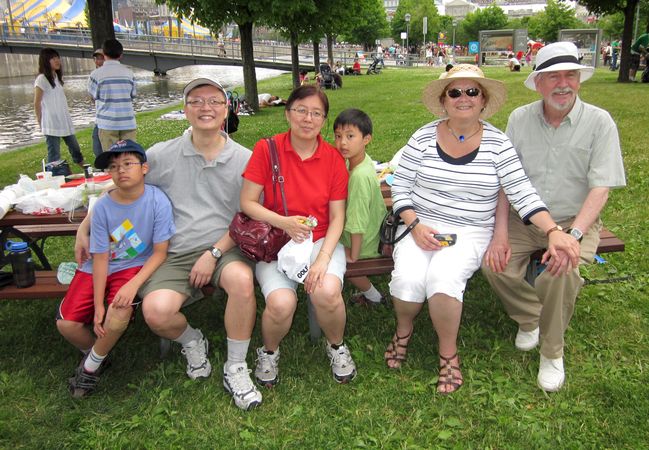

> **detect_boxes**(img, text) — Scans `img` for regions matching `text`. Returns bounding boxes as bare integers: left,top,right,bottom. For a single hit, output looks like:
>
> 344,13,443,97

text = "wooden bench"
0,229,626,347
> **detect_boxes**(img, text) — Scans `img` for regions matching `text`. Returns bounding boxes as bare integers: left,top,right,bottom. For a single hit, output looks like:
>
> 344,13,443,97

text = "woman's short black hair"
285,85,329,117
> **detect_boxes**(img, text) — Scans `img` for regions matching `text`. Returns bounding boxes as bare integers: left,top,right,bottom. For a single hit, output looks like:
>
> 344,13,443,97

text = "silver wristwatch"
210,247,223,259
568,228,583,242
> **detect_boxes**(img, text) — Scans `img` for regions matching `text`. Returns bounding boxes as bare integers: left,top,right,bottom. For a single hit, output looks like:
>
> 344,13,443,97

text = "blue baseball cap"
94,139,147,170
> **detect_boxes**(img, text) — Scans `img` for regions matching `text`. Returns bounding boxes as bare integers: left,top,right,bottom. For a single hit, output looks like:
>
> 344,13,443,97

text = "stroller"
318,63,338,90
366,55,384,75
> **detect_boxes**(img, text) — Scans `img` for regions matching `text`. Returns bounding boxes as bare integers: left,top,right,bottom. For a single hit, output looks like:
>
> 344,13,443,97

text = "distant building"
445,0,476,19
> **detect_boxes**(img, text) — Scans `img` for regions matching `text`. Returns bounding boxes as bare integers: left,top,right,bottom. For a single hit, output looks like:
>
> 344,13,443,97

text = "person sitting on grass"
334,108,388,307
57,139,174,398
352,58,361,75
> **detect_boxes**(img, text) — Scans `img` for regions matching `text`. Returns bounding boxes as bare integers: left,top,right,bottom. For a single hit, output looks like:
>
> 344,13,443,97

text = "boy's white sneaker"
326,343,357,384
255,347,280,388
537,355,565,392
515,327,539,351
223,363,262,411
180,331,212,380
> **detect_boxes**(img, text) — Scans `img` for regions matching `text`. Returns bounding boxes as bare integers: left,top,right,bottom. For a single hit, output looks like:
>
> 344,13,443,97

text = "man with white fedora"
482,41,626,392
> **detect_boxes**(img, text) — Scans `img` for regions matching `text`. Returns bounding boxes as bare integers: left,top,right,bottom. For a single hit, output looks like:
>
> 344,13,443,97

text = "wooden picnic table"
0,209,85,270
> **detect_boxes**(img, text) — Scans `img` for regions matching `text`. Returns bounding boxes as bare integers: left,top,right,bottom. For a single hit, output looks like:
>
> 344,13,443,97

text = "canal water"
0,65,285,152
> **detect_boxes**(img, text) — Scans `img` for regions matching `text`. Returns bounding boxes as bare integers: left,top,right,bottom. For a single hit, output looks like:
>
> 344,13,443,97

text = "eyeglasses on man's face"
106,161,144,173
186,97,228,108
446,87,481,98
290,107,325,120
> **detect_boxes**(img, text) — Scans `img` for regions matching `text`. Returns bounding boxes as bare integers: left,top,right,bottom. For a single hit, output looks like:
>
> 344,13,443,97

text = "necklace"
446,121,482,143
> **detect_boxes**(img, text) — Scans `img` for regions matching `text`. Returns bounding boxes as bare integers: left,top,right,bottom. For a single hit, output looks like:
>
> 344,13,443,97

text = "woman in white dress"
34,48,85,166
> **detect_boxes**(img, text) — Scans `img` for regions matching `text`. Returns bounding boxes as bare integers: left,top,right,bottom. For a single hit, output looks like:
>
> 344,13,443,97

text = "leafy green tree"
391,0,441,50
160,0,272,111
459,4,508,43
341,0,389,50
526,0,580,42
576,0,640,82
598,12,625,40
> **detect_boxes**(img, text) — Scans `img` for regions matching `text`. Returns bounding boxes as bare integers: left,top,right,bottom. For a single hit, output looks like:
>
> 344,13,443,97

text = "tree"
342,0,390,50
391,0,441,49
459,5,508,43
574,0,640,82
87,0,115,51
269,0,319,88
160,0,272,111
526,0,580,42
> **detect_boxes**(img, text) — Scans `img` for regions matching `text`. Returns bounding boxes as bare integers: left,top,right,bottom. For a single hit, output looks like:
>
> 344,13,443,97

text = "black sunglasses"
446,88,481,98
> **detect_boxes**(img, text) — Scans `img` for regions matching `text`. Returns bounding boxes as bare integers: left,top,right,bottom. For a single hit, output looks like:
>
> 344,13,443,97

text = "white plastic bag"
277,233,314,284
15,188,81,215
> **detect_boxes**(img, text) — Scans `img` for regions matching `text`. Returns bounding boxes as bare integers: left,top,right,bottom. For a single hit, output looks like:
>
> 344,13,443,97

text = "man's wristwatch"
210,247,223,259
567,227,583,242
546,225,563,236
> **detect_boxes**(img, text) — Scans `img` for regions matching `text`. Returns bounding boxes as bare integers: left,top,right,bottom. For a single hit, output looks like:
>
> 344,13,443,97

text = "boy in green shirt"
334,109,388,306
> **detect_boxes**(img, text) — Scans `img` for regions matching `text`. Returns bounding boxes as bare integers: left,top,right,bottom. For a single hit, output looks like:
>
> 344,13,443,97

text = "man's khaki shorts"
98,129,137,152
138,247,254,302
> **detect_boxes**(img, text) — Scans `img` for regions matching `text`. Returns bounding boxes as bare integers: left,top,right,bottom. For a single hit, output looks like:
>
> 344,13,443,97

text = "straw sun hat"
422,64,507,119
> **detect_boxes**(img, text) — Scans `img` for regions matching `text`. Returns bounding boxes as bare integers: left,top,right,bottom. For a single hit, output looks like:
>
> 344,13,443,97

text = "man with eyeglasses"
76,77,262,411
482,42,626,392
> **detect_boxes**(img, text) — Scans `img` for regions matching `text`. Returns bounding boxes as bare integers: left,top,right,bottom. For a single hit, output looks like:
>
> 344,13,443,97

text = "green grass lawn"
1,67,648,449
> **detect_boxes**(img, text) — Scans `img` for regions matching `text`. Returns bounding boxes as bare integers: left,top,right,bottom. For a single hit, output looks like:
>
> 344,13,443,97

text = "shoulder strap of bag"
266,137,288,216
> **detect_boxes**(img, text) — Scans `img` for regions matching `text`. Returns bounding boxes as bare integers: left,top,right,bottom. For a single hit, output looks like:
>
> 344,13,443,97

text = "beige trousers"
482,209,601,359
98,129,137,152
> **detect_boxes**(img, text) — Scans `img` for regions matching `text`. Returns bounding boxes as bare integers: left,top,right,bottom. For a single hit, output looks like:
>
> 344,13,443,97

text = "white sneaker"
255,347,280,388
180,331,212,380
515,327,539,351
537,355,565,392
223,363,263,411
326,343,357,383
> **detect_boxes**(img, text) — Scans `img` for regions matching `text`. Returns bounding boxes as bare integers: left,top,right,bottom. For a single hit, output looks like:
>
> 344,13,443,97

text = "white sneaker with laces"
537,355,565,392
255,347,280,387
223,363,263,411
180,331,212,380
515,327,539,351
326,343,357,383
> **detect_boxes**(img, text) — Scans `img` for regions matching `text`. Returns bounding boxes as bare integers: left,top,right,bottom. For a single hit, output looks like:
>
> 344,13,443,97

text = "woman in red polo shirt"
240,85,356,389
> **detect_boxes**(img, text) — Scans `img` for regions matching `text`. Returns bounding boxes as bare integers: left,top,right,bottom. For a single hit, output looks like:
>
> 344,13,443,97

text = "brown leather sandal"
384,328,412,369
437,353,463,394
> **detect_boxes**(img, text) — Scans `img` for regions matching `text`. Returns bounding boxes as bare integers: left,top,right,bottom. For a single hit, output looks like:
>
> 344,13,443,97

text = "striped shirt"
88,60,136,131
392,119,547,229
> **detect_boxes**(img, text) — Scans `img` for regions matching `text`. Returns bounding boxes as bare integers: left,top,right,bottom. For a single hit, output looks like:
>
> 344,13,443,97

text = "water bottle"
5,241,36,288
83,164,95,191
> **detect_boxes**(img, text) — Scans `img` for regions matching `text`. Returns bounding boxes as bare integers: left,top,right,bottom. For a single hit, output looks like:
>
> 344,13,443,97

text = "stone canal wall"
0,53,95,78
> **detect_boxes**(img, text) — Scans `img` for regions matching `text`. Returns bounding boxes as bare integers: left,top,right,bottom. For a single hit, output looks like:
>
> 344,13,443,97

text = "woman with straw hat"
385,64,579,394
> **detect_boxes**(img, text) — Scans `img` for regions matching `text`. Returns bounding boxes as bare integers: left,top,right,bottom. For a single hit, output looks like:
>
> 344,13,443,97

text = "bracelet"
405,218,420,233
319,250,332,260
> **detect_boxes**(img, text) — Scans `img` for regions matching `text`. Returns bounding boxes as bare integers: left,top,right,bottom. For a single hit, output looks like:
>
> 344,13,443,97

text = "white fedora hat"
423,64,507,119
524,41,594,90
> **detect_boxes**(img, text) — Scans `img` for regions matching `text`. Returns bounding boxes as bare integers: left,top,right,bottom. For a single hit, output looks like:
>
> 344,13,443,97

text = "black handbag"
378,212,419,257
229,137,290,262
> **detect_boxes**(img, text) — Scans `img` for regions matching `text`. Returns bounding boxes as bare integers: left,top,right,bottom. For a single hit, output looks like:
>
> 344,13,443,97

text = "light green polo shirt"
506,97,626,222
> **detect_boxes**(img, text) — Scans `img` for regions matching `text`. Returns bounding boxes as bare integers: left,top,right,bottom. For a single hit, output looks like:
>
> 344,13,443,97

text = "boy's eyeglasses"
186,97,228,108
106,162,143,173
290,107,325,120
446,88,481,98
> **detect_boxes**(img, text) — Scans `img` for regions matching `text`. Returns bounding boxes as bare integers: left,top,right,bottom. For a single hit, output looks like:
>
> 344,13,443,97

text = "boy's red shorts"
56,266,142,324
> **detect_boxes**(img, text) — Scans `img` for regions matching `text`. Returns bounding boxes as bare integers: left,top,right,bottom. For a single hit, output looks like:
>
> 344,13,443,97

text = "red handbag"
229,138,290,262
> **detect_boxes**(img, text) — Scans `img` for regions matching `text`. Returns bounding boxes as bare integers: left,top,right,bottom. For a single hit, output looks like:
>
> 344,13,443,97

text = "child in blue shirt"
334,109,388,306
57,140,175,397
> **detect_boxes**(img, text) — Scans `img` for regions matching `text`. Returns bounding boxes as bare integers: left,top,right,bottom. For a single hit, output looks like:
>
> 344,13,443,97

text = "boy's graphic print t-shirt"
110,218,147,260
82,185,175,275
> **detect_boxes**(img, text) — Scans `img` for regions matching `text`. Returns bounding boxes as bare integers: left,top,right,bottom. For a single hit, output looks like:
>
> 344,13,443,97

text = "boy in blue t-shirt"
57,140,175,397
334,109,388,306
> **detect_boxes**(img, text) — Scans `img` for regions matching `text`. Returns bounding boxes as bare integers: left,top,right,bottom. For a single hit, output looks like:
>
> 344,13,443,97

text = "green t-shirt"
340,154,387,259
